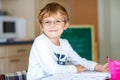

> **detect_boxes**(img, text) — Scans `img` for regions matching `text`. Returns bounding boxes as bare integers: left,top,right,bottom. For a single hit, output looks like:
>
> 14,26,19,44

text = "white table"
42,71,110,80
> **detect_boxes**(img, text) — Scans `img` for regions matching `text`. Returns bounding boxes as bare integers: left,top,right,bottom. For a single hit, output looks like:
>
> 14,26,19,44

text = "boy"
27,2,109,80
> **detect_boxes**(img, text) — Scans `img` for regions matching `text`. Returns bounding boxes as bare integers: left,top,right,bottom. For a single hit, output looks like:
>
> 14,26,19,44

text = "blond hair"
38,2,69,24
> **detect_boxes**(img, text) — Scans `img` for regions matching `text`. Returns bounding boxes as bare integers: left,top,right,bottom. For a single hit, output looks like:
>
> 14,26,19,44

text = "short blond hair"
38,2,69,24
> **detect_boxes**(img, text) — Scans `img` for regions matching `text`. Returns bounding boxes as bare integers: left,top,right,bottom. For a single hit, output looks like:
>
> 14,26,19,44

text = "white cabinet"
0,44,32,74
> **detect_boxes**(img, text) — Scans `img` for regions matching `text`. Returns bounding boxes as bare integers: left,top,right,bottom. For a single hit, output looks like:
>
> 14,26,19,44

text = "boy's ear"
40,24,43,30
64,22,69,30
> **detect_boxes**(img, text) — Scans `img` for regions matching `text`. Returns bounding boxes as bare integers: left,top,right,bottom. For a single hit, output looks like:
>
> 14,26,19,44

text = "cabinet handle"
17,49,26,53
10,59,20,62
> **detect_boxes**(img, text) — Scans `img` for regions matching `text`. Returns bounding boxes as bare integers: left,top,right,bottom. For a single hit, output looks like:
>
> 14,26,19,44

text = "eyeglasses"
42,20,65,26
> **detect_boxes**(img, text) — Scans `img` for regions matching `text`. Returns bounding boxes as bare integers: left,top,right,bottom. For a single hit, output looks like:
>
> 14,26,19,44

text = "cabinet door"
0,47,6,74
0,59,7,74
0,46,5,58
0,44,32,73
25,44,32,55
6,56,28,73
5,45,28,57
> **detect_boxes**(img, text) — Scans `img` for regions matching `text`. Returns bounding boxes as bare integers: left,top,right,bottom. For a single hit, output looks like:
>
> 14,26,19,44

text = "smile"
49,30,58,32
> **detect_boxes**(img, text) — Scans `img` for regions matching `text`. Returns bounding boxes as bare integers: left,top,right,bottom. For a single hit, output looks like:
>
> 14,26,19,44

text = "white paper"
43,71,110,80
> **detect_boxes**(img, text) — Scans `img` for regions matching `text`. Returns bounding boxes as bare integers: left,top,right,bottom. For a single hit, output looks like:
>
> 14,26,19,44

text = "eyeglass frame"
41,19,66,26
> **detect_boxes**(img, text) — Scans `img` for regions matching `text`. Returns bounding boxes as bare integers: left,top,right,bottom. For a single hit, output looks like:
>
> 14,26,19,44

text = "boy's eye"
55,20,61,24
42,20,65,26
44,21,51,24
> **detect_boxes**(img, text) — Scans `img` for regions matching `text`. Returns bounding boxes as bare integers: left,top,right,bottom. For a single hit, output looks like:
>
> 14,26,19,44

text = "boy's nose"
50,21,55,27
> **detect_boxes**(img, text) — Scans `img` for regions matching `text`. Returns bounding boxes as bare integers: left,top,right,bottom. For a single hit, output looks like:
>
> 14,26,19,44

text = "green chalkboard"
61,25,94,60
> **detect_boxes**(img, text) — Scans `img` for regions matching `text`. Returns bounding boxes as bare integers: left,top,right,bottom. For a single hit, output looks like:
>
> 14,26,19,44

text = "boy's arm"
75,64,87,73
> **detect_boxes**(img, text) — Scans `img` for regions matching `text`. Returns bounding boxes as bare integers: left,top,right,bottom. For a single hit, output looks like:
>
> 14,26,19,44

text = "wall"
72,0,98,42
98,0,120,63
98,0,111,63
110,0,120,60
2,0,35,39
0,0,2,9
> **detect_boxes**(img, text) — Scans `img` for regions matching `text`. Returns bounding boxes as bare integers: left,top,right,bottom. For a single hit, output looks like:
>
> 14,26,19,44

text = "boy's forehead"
43,12,64,19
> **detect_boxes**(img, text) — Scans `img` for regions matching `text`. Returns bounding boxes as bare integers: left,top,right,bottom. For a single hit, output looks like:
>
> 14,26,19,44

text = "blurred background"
0,0,120,64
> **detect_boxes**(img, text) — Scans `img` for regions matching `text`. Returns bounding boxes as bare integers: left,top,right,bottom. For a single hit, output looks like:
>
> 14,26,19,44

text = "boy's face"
41,12,69,39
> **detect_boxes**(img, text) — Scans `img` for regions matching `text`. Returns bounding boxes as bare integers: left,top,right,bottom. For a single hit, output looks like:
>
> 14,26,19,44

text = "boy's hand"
94,63,109,72
102,63,109,72
75,64,87,73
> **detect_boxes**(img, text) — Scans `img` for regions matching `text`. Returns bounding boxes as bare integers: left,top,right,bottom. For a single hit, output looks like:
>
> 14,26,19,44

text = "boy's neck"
43,33,60,46
50,38,60,46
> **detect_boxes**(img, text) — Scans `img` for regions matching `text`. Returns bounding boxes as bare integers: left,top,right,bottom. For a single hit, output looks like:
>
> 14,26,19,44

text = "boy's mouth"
49,29,58,32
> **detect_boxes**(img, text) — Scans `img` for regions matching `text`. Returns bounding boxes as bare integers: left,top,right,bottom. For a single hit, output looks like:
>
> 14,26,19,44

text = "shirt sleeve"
65,40,97,71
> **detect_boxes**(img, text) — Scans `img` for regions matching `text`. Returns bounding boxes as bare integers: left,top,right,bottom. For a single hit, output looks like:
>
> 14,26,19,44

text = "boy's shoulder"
60,38,69,44
33,34,46,43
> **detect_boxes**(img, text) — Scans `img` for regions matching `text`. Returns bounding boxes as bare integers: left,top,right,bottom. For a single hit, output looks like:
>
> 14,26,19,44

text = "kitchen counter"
0,40,33,45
